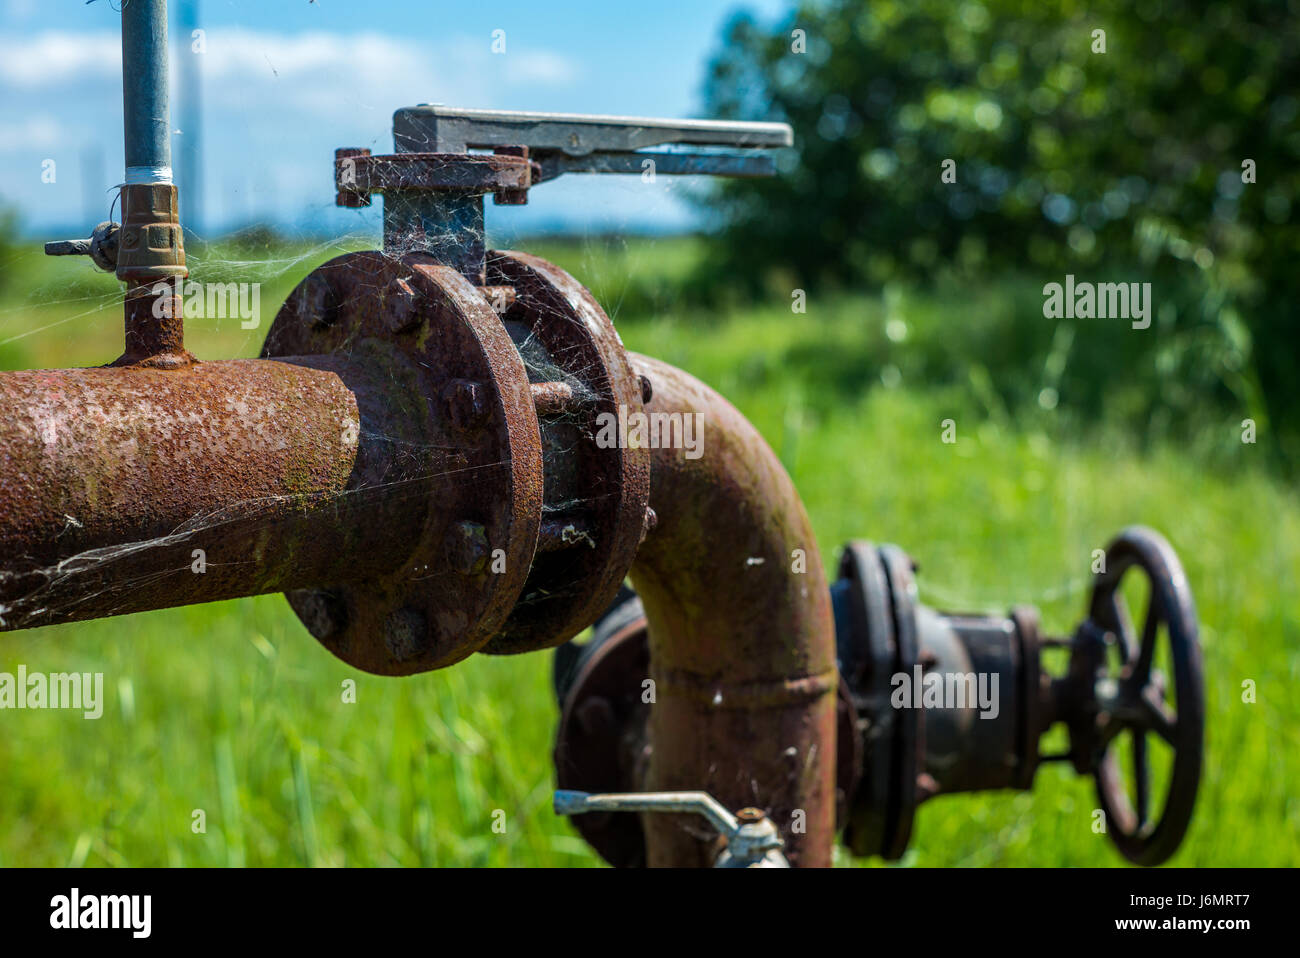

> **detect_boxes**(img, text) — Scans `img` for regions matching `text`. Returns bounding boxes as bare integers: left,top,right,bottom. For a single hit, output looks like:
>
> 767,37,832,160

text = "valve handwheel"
1081,527,1204,866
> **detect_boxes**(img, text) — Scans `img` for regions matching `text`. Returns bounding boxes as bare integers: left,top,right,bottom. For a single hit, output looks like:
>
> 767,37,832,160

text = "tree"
700,0,1300,462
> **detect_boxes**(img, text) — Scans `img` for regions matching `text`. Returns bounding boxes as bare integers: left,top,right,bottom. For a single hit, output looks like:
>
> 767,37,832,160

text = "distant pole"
178,0,203,238
80,143,105,224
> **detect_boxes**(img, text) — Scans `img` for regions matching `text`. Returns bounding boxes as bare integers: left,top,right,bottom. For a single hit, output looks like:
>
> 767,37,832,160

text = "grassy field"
0,234,1296,866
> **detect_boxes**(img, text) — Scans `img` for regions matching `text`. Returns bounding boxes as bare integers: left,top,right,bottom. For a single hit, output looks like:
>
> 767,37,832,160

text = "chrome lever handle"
554,788,789,868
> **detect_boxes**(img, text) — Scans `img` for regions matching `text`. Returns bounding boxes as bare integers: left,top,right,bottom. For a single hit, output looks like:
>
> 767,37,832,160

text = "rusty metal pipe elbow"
626,354,837,867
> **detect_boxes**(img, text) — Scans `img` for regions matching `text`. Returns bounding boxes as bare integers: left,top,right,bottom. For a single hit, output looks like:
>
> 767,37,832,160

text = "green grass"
0,236,1296,866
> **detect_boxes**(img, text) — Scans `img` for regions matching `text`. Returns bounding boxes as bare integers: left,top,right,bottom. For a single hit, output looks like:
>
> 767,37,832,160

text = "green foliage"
700,0,1300,465
523,234,709,322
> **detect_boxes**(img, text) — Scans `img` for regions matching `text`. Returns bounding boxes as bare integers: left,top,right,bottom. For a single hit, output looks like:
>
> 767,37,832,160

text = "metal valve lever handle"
554,789,789,868
43,221,120,272
411,106,793,184
337,103,795,283
393,105,793,155
339,107,793,210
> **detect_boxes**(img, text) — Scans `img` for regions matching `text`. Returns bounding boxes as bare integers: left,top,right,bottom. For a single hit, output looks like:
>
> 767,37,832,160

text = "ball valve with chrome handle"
555,790,789,868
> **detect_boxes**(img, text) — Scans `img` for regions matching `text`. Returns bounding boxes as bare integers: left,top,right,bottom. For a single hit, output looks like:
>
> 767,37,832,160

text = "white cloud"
504,49,579,86
0,28,579,104
195,29,444,115
201,29,428,83
0,31,119,87
0,27,585,231
0,115,63,152
444,35,581,91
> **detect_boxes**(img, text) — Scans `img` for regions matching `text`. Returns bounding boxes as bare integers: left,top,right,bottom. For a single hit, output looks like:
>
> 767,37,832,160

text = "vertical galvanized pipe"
121,0,173,184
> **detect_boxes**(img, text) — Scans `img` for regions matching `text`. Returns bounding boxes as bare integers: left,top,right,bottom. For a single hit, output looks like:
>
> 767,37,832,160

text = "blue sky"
0,0,793,240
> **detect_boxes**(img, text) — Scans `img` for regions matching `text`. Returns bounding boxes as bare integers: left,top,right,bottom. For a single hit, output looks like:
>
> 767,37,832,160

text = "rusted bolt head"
443,379,488,432
493,145,531,205
335,147,372,208
292,587,348,642
384,606,428,661
444,519,489,575
385,278,421,334
736,807,767,824
639,507,658,546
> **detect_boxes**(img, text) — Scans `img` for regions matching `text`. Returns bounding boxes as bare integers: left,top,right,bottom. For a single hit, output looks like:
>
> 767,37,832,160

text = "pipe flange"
836,541,896,857
553,595,653,867
262,250,544,675
836,541,922,860
877,543,922,860
481,250,651,654
1010,605,1044,790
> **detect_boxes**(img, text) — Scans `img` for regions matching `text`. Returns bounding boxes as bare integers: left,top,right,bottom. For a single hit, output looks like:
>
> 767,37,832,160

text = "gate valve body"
552,527,1204,867
260,107,793,672
832,525,1203,866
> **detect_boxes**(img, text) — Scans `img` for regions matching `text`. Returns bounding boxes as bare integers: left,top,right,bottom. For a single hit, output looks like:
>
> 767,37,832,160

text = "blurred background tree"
698,0,1300,468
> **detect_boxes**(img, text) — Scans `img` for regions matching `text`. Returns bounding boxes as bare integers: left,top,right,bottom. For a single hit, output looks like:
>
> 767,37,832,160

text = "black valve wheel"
1085,527,1204,866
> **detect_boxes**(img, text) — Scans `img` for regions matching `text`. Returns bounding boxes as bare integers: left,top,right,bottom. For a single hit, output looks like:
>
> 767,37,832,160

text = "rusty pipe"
0,265,837,866
627,354,837,867
0,352,435,631
121,0,172,182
